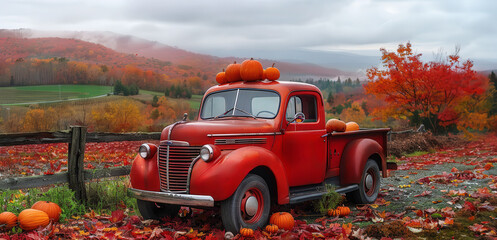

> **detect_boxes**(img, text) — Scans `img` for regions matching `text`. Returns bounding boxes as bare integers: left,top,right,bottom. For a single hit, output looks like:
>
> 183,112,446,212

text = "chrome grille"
158,143,201,192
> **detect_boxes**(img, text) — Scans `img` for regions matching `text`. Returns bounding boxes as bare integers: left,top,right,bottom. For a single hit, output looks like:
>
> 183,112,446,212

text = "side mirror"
293,112,306,123
283,112,305,131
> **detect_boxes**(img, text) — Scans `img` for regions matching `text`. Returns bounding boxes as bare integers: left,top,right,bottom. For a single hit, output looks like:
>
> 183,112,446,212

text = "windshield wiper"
213,107,257,119
235,108,257,119
214,107,234,119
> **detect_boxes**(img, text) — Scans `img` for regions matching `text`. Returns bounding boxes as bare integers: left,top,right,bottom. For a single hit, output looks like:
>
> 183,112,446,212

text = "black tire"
221,174,271,233
347,159,380,204
136,199,181,220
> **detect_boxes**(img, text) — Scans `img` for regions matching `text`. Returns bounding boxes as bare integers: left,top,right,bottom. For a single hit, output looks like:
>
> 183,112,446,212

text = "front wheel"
347,159,380,204
136,199,180,220
221,174,271,233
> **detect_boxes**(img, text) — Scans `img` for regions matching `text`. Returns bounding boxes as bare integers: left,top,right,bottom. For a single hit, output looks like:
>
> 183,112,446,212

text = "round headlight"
200,145,214,162
139,144,151,159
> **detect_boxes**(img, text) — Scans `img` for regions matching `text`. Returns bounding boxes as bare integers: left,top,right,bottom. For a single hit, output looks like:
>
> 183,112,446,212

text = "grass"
0,177,136,223
0,85,113,105
404,151,430,157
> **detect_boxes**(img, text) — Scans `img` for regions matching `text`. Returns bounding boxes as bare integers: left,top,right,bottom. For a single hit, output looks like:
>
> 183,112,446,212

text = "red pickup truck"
128,80,396,232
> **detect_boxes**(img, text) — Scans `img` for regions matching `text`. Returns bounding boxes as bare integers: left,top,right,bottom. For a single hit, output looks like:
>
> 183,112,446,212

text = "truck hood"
164,119,279,146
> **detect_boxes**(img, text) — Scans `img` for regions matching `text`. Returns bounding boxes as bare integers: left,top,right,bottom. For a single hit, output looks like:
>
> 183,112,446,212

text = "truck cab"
128,80,396,232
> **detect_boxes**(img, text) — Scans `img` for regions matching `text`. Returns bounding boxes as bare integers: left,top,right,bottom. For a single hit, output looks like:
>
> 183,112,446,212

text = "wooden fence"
0,126,160,202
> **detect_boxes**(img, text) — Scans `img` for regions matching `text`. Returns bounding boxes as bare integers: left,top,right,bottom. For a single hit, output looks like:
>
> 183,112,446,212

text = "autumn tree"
91,99,142,132
23,107,58,132
364,42,487,133
339,102,366,124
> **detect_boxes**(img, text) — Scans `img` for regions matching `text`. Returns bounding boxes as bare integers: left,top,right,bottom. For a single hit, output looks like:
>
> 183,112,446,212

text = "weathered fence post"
68,126,87,202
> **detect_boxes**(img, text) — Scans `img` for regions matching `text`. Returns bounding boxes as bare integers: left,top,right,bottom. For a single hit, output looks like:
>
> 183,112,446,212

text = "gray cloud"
1,0,496,68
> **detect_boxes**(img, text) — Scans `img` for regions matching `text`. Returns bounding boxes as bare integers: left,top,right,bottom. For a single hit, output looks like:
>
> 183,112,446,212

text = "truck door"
282,91,327,186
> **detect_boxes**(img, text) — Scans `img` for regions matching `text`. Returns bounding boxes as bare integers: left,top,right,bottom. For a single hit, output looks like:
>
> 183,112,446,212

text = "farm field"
0,85,113,105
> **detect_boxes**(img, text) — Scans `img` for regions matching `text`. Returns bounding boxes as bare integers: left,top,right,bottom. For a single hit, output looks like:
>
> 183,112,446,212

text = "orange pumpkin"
265,224,279,233
31,201,61,222
239,227,254,237
18,209,49,231
265,63,280,81
240,58,264,81
215,69,227,85
0,212,17,229
269,212,294,230
325,119,346,133
345,122,360,132
327,208,340,217
337,206,351,217
225,61,242,83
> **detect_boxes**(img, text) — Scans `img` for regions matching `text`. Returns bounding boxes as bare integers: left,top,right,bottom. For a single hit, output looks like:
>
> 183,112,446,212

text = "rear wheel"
136,199,180,220
347,159,380,204
221,174,271,233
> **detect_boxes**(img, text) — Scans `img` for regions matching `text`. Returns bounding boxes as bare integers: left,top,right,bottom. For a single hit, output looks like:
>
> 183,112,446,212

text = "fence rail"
0,126,160,202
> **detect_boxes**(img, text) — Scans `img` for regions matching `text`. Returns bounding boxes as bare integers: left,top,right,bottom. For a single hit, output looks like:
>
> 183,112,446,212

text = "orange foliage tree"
364,42,487,132
91,99,142,132
23,107,58,132
339,102,366,124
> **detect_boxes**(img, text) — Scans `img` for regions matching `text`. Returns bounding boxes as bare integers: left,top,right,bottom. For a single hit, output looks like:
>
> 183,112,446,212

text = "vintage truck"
128,80,397,232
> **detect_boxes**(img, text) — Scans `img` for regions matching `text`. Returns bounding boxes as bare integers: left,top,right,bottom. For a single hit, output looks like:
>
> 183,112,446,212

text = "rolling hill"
0,29,350,80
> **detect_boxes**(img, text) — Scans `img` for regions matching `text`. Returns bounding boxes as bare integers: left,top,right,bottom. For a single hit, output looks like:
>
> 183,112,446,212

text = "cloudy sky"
1,0,496,70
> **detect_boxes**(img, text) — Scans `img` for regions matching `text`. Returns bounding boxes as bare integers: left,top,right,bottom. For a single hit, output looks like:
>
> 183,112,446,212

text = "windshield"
201,89,280,119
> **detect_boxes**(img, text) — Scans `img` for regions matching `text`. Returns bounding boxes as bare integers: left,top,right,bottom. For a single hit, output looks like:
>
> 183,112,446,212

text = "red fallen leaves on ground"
2,134,497,238
0,141,159,178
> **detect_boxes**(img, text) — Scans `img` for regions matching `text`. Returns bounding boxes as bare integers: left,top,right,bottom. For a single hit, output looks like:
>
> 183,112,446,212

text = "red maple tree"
364,42,487,132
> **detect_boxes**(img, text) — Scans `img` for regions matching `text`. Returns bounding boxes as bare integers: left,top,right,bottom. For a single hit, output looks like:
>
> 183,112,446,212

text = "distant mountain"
2,29,353,80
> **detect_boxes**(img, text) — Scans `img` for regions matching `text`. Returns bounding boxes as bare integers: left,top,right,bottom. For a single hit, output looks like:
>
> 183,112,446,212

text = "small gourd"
264,63,280,81
327,208,340,217
265,224,279,233
325,119,346,133
240,58,264,81
18,209,49,231
337,206,351,217
225,61,242,83
345,122,360,132
31,200,62,222
0,212,17,229
216,69,227,85
239,227,254,237
269,212,295,230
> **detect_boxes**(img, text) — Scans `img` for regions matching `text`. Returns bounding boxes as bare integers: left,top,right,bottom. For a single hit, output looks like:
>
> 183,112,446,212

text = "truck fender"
129,153,161,192
339,138,386,186
190,146,290,204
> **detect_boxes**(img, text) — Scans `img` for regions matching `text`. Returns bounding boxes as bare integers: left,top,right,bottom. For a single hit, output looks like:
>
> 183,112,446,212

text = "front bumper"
127,188,215,207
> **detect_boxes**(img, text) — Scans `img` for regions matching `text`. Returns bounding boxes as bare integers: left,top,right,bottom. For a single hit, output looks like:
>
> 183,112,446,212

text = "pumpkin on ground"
265,224,279,233
0,212,17,229
240,58,264,81
18,209,49,231
325,119,346,133
327,208,340,217
337,206,351,217
215,70,227,85
264,63,280,81
239,227,254,237
269,212,295,230
225,61,242,83
345,122,360,132
31,201,61,222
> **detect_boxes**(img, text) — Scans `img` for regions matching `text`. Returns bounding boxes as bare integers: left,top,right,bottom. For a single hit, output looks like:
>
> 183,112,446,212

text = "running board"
289,184,359,204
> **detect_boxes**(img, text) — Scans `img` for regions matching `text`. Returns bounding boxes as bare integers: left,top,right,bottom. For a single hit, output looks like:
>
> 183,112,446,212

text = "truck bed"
324,128,390,178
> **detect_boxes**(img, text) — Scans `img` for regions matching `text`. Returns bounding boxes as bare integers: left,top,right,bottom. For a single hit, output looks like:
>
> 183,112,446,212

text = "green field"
0,85,203,110
0,85,114,105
